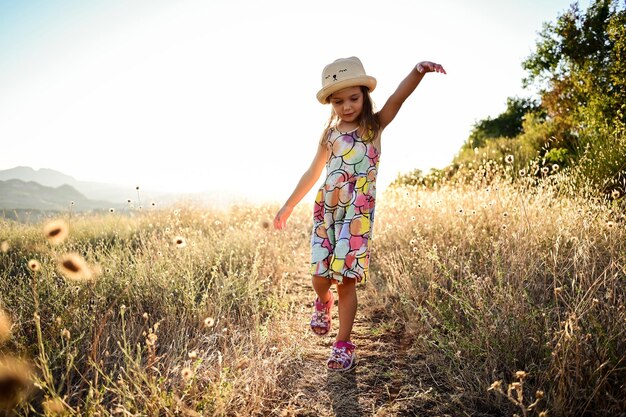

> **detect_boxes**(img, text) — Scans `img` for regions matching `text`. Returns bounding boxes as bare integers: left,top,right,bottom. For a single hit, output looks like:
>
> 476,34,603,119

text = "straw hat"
316,57,377,104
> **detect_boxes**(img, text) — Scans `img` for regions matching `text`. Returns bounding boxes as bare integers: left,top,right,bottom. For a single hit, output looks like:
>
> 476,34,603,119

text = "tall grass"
0,204,311,416
372,171,625,416
1,168,624,416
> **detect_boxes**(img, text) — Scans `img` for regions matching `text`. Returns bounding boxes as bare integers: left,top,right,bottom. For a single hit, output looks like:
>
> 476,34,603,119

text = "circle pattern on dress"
310,128,380,284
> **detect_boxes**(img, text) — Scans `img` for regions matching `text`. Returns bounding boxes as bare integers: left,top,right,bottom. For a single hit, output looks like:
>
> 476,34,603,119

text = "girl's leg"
312,275,333,303
329,278,357,369
311,275,333,336
335,278,357,341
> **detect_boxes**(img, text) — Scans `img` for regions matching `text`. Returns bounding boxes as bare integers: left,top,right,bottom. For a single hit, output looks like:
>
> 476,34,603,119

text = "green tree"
523,0,626,133
464,97,541,149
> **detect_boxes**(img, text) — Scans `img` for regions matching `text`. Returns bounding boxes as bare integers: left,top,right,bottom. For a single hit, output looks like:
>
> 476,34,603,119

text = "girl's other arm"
378,61,446,130
274,143,328,230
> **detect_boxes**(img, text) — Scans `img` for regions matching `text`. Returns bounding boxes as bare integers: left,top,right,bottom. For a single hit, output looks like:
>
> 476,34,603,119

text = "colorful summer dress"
310,125,380,284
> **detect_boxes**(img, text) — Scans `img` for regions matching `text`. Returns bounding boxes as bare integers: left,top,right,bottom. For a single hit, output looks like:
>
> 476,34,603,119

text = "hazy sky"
0,0,580,203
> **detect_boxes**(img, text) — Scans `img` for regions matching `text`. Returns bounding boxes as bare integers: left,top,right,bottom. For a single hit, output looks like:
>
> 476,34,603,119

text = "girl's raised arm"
274,142,329,230
378,61,446,130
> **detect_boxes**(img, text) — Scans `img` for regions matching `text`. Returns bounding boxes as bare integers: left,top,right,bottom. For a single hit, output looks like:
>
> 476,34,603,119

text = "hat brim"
316,76,377,104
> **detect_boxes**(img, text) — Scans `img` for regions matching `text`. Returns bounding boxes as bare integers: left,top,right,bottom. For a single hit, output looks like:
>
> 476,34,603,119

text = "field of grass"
0,172,624,416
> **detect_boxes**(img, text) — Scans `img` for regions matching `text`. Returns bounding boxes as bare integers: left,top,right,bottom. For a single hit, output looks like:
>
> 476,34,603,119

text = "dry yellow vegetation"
0,174,624,416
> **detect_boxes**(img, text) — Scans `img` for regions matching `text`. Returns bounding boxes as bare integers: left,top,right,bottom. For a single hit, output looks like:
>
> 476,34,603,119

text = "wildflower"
61,329,70,340
181,367,193,380
27,259,41,272
515,370,527,380
410,216,416,221
43,220,69,245
606,221,615,228
109,208,115,213
173,236,187,248
539,412,548,417
0,241,9,253
42,397,67,415
0,356,33,410
552,164,560,172
518,168,526,177
412,247,418,253
536,390,545,399
502,212,509,218
0,310,11,343
151,202,156,207
501,224,508,230
57,253,93,282
203,317,215,328
142,312,149,320
146,333,158,346
188,350,198,359
409,239,417,245
541,166,549,175
488,380,502,391
611,189,621,199
505,154,514,164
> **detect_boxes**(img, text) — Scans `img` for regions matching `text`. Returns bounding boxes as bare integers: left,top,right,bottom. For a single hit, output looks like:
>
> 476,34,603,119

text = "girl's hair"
319,86,381,145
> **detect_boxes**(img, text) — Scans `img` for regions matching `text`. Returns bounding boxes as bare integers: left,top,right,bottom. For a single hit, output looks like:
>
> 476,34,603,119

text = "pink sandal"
327,341,356,371
310,292,334,336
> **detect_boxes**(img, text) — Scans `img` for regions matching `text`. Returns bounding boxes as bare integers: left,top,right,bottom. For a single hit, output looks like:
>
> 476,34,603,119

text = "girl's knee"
336,278,356,294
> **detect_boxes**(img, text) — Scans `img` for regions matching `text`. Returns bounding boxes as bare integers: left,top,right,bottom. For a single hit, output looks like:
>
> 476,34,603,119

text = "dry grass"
372,172,625,416
0,203,311,416
0,170,624,416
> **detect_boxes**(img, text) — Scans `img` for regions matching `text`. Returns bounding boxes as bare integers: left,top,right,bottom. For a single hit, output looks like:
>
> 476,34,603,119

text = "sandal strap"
327,341,356,369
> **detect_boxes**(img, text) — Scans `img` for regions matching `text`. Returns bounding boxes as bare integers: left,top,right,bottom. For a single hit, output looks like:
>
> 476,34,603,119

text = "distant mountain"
0,166,144,204
0,179,122,211
0,166,77,188
0,166,259,212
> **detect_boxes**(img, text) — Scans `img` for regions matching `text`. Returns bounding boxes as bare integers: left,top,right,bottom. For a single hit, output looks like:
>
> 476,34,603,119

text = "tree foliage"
523,0,626,133
464,97,542,149
435,0,626,195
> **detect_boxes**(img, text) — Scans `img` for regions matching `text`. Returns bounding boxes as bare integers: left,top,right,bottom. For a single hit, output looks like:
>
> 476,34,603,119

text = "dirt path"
275,269,454,417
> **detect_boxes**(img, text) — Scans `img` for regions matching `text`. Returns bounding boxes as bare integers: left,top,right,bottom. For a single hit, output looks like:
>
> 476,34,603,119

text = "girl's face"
329,86,363,124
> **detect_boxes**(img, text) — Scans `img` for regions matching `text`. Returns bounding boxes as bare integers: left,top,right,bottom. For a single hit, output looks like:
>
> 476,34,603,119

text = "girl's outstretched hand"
274,204,293,230
416,61,447,74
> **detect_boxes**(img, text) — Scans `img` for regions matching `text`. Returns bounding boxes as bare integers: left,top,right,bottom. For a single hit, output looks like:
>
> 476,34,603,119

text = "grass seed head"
0,310,11,344
0,356,33,411
43,220,69,245
61,329,71,340
27,259,41,272
57,253,93,282
42,397,68,415
181,367,193,380
174,236,187,248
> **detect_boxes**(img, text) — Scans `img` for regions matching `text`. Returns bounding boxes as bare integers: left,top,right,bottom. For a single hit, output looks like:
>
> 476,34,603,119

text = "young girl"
274,56,446,371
